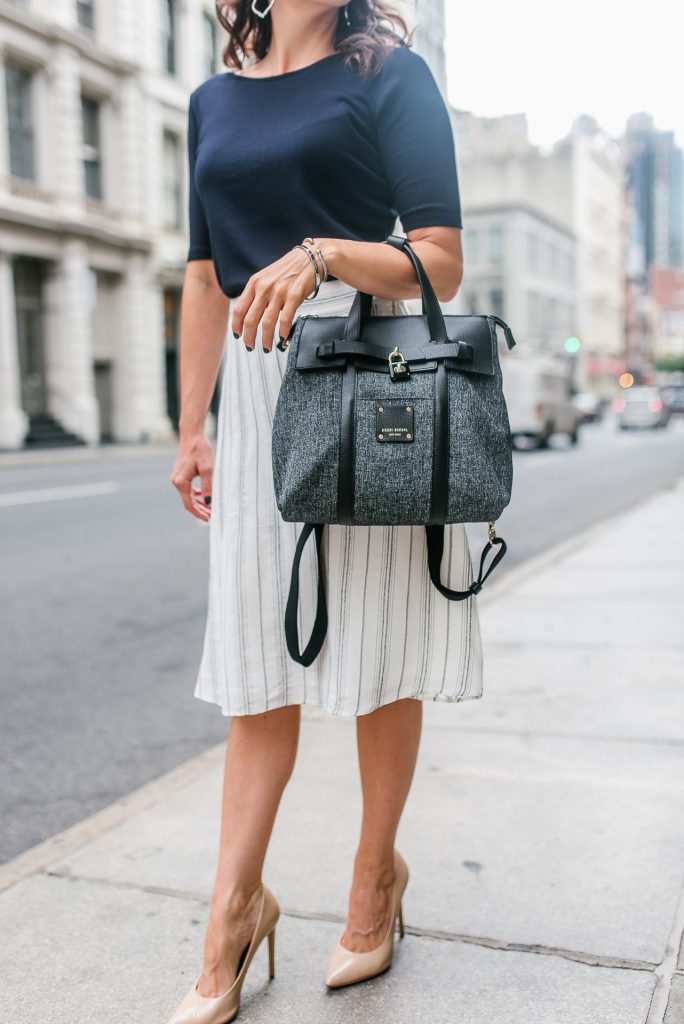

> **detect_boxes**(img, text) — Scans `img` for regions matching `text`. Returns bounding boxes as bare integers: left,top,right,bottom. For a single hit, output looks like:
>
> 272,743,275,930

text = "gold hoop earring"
251,0,276,18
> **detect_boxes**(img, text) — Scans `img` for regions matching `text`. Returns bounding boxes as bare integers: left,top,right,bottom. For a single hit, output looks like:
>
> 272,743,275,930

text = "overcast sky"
443,0,680,152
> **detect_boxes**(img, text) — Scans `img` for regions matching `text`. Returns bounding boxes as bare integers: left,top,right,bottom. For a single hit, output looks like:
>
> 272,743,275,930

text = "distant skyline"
443,0,681,152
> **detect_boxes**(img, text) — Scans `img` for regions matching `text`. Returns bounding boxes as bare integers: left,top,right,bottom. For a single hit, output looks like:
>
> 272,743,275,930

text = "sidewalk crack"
44,868,661,975
645,874,684,1023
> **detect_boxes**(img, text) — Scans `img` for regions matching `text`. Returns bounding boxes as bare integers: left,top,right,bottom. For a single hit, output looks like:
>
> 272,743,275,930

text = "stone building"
0,0,220,449
445,110,626,395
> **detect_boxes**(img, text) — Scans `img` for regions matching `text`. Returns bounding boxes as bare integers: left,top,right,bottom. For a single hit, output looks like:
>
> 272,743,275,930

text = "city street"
1,416,683,863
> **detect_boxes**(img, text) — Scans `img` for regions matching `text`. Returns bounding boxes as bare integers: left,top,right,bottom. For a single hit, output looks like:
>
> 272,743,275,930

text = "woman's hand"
230,245,317,352
171,431,214,522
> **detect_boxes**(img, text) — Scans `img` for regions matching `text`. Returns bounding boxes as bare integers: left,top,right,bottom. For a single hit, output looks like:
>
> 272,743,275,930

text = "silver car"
614,387,670,430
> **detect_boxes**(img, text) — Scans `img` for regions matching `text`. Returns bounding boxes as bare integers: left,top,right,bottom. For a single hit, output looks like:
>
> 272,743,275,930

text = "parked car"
662,384,684,416
502,357,583,447
613,387,670,429
572,391,604,423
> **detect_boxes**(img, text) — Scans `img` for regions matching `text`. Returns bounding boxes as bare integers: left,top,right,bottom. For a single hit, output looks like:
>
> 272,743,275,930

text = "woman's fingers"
229,280,255,343
197,454,213,506
190,486,211,520
260,292,288,352
231,249,314,350
232,278,271,350
277,294,303,348
171,436,214,521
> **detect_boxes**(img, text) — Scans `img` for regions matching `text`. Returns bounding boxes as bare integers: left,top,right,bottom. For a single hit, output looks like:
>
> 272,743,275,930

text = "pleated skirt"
193,277,484,717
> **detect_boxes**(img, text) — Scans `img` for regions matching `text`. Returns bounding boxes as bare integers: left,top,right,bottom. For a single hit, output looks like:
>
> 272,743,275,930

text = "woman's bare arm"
318,226,463,305
171,259,230,521
230,226,463,352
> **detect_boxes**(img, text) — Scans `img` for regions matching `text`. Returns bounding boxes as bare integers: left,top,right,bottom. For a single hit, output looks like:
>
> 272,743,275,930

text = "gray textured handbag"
273,233,517,666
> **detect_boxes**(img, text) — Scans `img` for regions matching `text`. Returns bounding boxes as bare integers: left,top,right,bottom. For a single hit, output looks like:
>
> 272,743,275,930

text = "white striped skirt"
193,277,483,717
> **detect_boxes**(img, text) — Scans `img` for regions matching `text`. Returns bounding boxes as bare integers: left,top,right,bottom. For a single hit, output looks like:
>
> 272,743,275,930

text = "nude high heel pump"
325,850,409,989
165,884,279,1024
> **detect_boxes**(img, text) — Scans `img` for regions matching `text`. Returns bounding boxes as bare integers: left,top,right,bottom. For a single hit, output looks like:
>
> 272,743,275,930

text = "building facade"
445,109,626,395
624,112,684,273
444,111,578,371
0,0,220,450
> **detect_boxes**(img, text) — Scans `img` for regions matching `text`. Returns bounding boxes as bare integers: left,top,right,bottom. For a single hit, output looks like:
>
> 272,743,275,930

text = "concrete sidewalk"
2,479,684,1024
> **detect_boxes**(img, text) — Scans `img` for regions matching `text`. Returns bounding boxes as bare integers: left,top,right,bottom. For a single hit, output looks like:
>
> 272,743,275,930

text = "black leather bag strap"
343,235,448,344
284,523,328,667
425,525,508,600
316,339,474,365
284,522,509,668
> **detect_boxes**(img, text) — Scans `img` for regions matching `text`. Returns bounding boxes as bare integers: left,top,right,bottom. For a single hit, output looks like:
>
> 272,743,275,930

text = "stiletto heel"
325,849,409,989
165,884,280,1024
267,926,276,980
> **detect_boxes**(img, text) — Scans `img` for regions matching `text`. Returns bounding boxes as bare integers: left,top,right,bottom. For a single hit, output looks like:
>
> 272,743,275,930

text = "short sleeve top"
187,43,462,298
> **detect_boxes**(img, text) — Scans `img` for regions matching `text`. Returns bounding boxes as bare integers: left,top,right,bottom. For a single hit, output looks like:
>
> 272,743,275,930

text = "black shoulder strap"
284,523,328,667
425,525,507,599
284,523,507,666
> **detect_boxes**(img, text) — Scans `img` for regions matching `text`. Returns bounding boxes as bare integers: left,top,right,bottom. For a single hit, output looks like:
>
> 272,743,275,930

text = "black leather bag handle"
343,234,448,344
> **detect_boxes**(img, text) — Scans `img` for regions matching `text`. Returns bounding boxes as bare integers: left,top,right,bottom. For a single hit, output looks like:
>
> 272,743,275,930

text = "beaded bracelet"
294,242,321,299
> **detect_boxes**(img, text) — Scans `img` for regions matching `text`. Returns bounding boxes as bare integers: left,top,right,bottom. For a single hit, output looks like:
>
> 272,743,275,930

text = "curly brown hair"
215,1,416,79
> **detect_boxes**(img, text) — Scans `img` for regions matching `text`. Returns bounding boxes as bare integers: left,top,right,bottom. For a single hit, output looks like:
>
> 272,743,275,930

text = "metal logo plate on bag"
376,403,414,443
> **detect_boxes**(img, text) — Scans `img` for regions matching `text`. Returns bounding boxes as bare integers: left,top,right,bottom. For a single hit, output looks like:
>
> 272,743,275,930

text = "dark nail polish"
203,495,212,505
232,331,239,339
246,344,254,352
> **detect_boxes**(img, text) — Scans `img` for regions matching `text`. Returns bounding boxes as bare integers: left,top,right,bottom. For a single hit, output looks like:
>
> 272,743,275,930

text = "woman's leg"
342,697,423,952
197,704,301,996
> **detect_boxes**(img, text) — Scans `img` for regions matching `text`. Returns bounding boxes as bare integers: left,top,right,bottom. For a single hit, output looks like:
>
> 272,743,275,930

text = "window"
164,289,182,429
77,0,95,30
14,258,47,416
489,288,505,319
203,11,218,78
81,95,102,199
527,291,539,330
5,63,35,180
161,0,177,75
489,226,504,263
466,229,479,264
163,129,182,230
527,231,538,270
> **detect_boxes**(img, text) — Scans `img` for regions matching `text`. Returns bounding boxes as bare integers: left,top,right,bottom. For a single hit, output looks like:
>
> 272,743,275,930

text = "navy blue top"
186,43,462,298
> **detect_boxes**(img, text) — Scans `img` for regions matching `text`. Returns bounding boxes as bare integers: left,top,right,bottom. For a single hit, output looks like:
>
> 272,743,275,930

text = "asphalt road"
1,416,683,863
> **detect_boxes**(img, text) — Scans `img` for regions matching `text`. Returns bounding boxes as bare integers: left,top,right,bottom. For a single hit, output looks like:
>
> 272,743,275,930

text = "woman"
167,1,481,1020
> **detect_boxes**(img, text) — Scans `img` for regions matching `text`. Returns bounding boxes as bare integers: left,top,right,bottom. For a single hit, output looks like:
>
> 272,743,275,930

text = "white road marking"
0,481,120,508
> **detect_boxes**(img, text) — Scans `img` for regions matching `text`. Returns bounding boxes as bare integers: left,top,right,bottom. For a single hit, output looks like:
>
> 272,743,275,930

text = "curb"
477,473,684,608
0,743,225,896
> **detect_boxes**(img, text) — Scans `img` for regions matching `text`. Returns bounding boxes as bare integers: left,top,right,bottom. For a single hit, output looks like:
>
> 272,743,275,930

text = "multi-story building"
650,267,684,366
0,0,220,450
412,0,446,93
551,116,626,391
444,111,578,366
624,112,684,273
446,109,626,395
0,0,449,451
